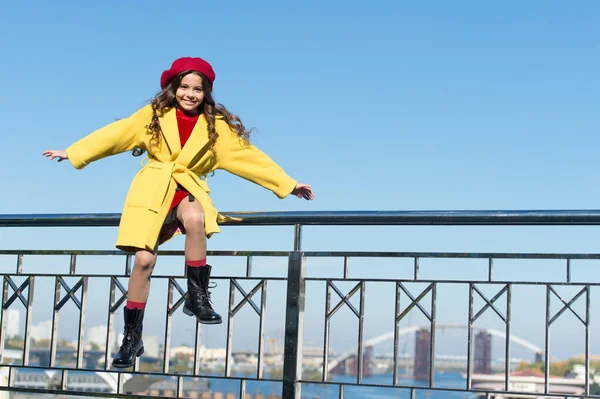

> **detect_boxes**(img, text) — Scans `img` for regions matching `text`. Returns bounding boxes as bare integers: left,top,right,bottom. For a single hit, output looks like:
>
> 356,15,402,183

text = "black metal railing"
1,210,600,399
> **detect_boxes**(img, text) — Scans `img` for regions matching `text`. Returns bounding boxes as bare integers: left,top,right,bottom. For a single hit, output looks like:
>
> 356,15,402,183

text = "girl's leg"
126,249,158,306
112,248,158,369
177,195,222,324
176,195,207,261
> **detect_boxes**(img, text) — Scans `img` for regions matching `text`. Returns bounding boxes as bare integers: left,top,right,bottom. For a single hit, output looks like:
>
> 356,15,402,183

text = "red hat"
160,57,216,89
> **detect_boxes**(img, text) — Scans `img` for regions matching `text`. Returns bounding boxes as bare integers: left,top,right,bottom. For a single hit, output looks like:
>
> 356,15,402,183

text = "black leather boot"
183,265,222,324
112,307,145,368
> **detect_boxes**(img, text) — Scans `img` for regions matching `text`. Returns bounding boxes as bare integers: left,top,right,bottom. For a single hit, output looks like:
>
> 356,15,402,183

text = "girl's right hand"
42,150,68,162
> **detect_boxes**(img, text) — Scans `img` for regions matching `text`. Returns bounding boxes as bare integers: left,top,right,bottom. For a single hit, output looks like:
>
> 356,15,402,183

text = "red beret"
160,57,216,89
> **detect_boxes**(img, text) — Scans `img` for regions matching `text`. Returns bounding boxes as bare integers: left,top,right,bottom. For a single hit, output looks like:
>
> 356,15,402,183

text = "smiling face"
175,73,204,115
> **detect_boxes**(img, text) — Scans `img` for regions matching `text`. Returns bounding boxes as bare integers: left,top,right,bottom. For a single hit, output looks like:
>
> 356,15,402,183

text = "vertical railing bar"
16,254,23,274
505,284,512,392
338,384,344,399
357,281,365,384
193,318,202,376
117,372,124,395
225,279,235,377
566,259,571,283
466,283,474,390
414,257,419,280
322,281,331,382
0,278,7,365
293,224,303,251
544,285,551,394
240,379,246,399
343,257,349,279
23,277,34,367
282,252,306,399
8,366,14,388
76,277,88,369
176,375,183,398
246,256,253,278
429,283,437,388
585,285,591,396
125,255,132,276
133,351,140,372
257,280,267,379
70,254,77,275
163,278,175,374
393,282,400,386
105,278,117,370
410,387,416,399
61,369,68,391
49,277,61,367
488,258,493,282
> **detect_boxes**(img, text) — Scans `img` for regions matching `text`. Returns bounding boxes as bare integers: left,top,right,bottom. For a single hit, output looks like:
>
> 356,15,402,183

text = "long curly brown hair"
133,70,251,156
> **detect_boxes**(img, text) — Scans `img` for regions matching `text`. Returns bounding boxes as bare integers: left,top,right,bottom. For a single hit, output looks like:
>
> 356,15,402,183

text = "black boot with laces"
183,265,222,324
112,307,144,368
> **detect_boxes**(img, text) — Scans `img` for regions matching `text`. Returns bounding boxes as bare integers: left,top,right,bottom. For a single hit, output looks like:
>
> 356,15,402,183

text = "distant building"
6,309,20,338
167,345,226,362
169,345,195,357
414,329,430,380
87,325,107,349
29,320,52,341
471,370,585,398
342,346,375,377
474,331,492,374
144,335,160,358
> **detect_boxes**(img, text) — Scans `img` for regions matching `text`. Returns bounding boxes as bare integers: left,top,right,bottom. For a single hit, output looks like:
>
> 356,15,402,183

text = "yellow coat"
66,105,297,252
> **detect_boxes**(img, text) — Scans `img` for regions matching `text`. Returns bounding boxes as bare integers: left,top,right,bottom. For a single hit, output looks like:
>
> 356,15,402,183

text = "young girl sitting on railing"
42,56,315,369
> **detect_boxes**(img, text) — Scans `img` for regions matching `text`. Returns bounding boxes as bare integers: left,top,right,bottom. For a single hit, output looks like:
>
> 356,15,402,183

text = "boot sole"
111,347,145,369
183,306,223,324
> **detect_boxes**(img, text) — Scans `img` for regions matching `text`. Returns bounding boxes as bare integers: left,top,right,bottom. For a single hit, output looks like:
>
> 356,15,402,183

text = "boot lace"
196,282,217,307
120,326,137,353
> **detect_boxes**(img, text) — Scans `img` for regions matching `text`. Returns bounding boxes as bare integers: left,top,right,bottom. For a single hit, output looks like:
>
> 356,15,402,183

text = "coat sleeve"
214,121,297,199
66,105,153,169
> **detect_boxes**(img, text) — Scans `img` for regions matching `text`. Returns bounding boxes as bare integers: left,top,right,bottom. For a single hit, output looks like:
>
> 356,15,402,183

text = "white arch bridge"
327,323,545,372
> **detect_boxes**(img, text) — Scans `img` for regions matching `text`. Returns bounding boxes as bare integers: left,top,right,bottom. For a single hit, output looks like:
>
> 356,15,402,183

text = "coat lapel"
178,114,211,167
159,108,181,158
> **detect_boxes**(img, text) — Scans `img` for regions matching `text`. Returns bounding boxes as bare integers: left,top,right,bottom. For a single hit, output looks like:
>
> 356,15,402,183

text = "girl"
43,56,315,369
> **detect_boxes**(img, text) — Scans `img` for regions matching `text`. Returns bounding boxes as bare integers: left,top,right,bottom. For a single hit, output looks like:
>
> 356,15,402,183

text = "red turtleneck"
169,109,199,210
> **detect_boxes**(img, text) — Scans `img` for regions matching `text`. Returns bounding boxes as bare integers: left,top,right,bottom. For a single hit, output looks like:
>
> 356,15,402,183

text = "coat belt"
147,161,209,213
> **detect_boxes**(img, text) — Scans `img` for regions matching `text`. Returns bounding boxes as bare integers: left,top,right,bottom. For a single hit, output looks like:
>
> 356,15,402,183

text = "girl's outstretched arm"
44,105,152,169
214,120,315,200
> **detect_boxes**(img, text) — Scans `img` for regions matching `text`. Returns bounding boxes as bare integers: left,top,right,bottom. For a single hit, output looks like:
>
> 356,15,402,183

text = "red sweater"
169,109,199,210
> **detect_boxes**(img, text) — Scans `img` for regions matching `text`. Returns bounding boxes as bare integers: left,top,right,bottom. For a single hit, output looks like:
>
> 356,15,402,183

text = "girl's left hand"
291,183,315,200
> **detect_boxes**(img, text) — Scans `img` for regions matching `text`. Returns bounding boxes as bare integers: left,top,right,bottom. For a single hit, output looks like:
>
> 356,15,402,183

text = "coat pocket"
124,166,163,208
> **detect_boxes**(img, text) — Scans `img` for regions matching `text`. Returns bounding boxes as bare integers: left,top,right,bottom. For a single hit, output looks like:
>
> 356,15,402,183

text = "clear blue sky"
1,1,600,362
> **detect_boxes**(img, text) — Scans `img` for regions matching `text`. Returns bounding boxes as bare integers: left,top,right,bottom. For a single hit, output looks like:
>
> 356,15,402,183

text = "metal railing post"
282,251,306,399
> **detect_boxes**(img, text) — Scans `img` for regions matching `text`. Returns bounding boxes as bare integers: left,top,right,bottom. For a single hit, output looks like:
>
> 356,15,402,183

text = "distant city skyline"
2,310,579,364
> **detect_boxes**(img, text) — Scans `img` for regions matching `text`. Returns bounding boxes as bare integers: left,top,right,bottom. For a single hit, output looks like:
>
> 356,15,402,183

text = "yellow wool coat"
66,105,297,252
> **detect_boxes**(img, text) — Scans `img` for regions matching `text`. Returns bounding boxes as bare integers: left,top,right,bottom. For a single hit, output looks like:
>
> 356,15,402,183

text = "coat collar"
159,107,210,164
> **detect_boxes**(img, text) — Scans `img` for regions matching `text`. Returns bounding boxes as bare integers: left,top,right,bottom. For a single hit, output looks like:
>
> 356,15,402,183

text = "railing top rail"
2,210,600,227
